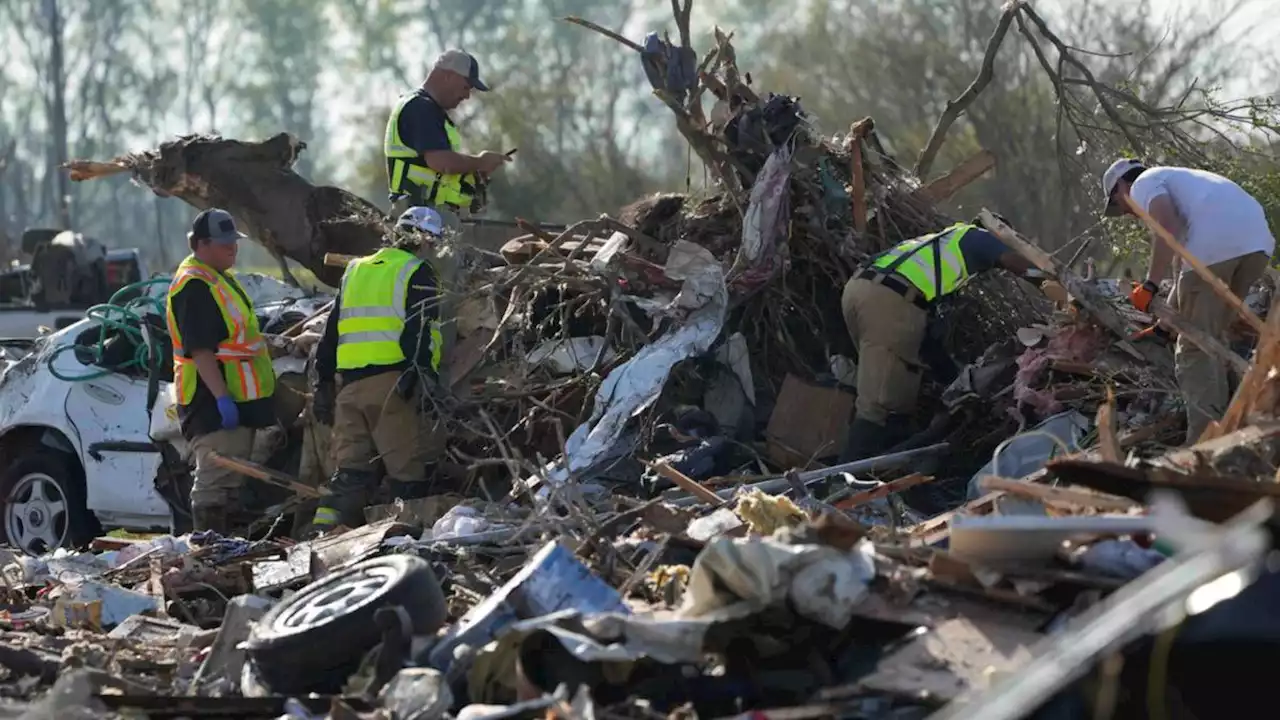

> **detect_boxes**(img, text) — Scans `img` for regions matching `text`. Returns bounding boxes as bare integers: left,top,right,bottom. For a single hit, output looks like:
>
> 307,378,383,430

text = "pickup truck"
0,230,150,338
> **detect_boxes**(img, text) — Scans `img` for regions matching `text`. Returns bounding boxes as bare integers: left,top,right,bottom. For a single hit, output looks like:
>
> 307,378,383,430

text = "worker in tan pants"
841,278,929,439
1172,252,1269,440
841,216,1041,462
309,207,449,532
1104,158,1276,443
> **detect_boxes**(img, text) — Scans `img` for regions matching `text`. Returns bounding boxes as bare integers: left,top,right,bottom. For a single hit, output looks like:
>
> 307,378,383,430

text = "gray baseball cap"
1101,158,1147,216
434,49,489,91
190,208,247,244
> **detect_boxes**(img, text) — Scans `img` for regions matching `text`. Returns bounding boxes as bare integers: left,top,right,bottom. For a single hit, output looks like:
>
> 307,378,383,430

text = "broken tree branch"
914,1,1019,178
561,16,644,53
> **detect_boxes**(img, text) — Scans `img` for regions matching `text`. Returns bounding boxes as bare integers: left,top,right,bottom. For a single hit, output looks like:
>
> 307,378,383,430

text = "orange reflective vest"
164,255,275,405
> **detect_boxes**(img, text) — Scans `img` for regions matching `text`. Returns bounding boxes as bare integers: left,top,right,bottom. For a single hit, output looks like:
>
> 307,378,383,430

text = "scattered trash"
5,3,1277,718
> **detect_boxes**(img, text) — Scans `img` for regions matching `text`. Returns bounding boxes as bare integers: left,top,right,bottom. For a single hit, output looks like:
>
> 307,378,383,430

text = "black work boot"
305,468,379,537
839,418,890,464
385,479,432,502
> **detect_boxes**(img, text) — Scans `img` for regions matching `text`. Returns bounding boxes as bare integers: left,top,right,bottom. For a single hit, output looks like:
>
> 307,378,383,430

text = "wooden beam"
1122,194,1265,335
978,209,1172,372
1148,298,1249,375
913,149,997,205
209,452,326,498
976,475,1140,512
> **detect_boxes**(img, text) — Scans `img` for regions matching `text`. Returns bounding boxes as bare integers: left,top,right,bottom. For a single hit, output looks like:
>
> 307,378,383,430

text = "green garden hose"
45,277,171,382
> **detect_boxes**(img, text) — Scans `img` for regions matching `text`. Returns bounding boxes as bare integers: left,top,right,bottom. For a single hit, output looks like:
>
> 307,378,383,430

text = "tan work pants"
189,427,255,508
1174,251,1270,444
841,277,929,425
330,370,445,482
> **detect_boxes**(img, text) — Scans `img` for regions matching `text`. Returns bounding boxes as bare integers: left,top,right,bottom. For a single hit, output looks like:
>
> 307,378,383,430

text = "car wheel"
245,553,447,694
0,451,96,555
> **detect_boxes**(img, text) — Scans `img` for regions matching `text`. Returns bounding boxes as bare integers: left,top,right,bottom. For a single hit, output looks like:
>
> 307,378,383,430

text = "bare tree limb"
914,0,1019,178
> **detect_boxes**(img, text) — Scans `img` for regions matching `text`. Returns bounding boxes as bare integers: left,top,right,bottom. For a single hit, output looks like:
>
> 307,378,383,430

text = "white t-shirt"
1128,166,1275,268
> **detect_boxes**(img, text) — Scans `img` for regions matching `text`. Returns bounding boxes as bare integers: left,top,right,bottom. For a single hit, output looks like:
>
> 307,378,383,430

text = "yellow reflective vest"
871,223,975,302
384,93,477,209
336,247,443,372
165,256,275,405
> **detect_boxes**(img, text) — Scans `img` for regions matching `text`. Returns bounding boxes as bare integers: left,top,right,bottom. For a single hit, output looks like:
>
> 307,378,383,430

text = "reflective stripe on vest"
336,247,443,372
384,93,477,207
870,224,974,302
165,255,276,406
311,506,341,527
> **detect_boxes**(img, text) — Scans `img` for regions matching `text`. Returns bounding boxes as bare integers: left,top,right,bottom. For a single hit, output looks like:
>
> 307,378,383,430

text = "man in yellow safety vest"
840,214,1044,462
385,49,511,221
165,209,276,533
309,206,448,533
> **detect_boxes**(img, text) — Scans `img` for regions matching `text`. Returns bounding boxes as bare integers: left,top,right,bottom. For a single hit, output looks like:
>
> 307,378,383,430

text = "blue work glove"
216,395,240,430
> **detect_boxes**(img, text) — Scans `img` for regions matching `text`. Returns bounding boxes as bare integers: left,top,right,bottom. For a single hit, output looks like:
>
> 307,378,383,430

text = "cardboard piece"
765,374,854,466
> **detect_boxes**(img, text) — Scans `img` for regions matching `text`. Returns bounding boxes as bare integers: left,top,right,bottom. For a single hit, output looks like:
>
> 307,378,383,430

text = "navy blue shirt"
388,92,453,201
398,91,452,154
956,227,1013,274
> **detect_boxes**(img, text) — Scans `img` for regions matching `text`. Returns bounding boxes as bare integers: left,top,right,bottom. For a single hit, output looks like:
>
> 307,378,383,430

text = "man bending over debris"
309,207,449,534
385,49,511,221
1104,158,1276,443
840,215,1044,462
165,209,277,533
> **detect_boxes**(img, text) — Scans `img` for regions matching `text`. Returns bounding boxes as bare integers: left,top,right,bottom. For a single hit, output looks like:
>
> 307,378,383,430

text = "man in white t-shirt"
1102,158,1275,443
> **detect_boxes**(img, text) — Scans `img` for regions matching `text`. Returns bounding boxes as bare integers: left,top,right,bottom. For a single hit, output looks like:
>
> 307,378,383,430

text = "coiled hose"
45,277,171,382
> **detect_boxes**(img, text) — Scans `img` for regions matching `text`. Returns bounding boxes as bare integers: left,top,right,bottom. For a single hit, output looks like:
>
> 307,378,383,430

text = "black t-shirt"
170,277,276,440
388,91,453,200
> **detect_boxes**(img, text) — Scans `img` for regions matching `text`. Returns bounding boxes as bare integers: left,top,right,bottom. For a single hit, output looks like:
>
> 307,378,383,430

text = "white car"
0,273,330,555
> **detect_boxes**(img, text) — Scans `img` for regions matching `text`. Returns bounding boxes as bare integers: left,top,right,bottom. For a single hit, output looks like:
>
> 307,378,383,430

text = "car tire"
0,451,97,555
245,553,447,694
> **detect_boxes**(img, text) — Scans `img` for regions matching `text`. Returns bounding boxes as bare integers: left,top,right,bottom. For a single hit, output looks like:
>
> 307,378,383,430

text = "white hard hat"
396,206,445,236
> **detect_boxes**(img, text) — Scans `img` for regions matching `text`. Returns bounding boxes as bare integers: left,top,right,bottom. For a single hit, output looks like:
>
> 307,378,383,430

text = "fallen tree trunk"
65,133,387,287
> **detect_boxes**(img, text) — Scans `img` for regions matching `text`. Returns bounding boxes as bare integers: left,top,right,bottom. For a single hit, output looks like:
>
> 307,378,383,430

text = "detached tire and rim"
1,452,93,556
245,553,447,694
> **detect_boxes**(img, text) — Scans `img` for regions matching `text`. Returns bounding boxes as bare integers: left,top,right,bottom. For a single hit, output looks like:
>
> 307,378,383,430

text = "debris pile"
29,1,1280,718
0,427,1275,719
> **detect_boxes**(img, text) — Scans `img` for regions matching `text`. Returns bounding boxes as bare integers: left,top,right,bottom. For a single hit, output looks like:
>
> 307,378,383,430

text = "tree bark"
43,0,71,229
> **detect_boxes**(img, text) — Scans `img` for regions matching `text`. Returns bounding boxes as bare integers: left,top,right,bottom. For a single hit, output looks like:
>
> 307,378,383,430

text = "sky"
1144,0,1280,98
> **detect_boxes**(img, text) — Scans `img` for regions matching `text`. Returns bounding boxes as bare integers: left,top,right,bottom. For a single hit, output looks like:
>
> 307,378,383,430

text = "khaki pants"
841,277,929,425
1174,251,1270,443
189,427,255,507
330,370,445,482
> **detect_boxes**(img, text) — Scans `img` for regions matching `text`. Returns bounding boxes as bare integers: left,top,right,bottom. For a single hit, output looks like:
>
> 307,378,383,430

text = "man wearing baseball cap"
1102,158,1275,442
308,207,449,534
165,209,276,533
384,49,512,219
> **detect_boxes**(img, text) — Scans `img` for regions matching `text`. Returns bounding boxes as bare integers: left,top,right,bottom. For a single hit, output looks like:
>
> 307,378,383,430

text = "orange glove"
1129,280,1158,312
